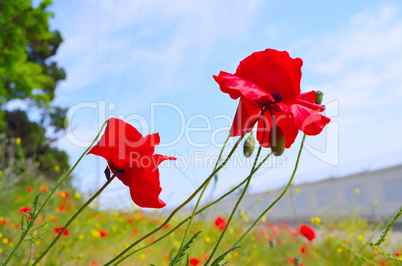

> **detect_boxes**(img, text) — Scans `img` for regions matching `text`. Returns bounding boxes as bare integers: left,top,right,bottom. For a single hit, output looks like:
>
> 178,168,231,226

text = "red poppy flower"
57,191,71,199
87,118,176,208
39,184,49,192
19,207,33,214
26,187,33,193
98,230,108,238
54,226,69,236
214,49,330,152
189,257,200,266
215,217,227,231
300,225,315,241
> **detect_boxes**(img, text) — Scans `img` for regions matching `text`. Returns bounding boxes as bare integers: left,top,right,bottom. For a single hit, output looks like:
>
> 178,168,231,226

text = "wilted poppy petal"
88,118,143,168
289,103,331,135
126,165,166,209
213,71,274,103
297,91,316,103
88,118,176,209
153,154,177,166
230,98,262,137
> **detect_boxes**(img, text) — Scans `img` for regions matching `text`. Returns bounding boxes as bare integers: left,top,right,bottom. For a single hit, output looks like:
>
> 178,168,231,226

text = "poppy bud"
243,135,255,158
315,91,323,105
270,126,285,156
269,239,276,249
294,257,302,266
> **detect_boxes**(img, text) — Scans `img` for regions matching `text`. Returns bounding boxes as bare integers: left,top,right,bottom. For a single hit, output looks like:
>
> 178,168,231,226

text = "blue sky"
33,0,402,209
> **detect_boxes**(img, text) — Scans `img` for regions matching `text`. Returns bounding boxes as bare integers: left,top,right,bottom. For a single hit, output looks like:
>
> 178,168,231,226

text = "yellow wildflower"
311,217,321,225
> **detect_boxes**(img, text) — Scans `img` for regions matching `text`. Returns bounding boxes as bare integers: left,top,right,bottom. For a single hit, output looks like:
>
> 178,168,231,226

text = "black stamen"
270,92,283,103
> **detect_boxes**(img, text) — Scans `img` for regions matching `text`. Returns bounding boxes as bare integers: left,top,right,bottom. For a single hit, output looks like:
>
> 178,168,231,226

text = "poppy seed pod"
315,91,323,105
294,257,302,266
270,126,285,156
269,239,276,249
243,135,255,158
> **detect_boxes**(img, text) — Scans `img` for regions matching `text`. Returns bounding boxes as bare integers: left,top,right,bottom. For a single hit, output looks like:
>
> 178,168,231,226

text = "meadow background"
1,0,402,265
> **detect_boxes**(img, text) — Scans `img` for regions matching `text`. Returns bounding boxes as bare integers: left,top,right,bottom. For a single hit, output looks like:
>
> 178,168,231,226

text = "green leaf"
29,222,47,233
35,228,50,240
211,246,241,266
371,205,402,246
32,194,41,212
20,213,26,232
170,231,202,265
186,254,189,266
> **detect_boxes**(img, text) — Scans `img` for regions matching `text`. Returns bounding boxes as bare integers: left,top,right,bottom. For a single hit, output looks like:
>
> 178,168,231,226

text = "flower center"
270,92,283,103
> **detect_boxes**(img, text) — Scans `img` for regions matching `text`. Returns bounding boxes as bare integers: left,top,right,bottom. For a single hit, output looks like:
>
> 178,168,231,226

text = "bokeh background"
5,0,402,210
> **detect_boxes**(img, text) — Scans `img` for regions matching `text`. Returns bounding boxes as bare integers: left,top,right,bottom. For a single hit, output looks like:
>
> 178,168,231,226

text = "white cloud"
300,6,402,109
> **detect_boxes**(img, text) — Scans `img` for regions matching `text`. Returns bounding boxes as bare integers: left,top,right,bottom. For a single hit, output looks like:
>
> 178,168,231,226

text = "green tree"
0,0,66,125
0,0,69,180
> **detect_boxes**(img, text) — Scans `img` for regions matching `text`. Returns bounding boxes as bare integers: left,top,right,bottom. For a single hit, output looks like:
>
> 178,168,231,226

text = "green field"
1,171,401,265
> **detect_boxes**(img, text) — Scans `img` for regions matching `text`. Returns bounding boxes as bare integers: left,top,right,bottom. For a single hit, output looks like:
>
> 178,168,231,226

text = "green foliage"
3,110,69,180
0,0,65,107
370,205,402,262
0,0,69,182
170,231,202,265
211,246,241,266
371,205,402,246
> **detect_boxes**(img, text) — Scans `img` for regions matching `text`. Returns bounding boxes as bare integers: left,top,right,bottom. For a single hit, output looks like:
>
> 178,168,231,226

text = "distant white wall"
203,164,402,222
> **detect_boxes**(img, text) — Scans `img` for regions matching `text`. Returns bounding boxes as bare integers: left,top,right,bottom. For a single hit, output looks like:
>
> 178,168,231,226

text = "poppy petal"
126,165,166,208
230,98,261,137
213,71,274,103
289,103,331,135
256,111,298,149
235,49,303,103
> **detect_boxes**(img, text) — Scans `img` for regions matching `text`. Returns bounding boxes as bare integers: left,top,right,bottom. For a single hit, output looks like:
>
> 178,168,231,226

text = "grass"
0,174,401,265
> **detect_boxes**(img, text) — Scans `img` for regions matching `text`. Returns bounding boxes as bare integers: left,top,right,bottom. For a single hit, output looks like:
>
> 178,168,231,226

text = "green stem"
230,134,306,250
288,186,299,224
318,224,379,265
105,114,264,266
205,112,266,265
115,153,272,264
172,135,230,265
33,173,117,264
2,120,108,266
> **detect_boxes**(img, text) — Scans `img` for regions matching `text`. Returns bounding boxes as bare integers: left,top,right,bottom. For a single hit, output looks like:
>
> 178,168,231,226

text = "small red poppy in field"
214,49,330,155
88,118,176,208
26,186,33,193
39,184,49,192
215,217,227,230
20,207,33,220
0,217,7,225
98,230,108,238
19,207,33,214
300,225,316,241
89,260,99,266
189,257,200,266
54,226,69,236
57,191,70,199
